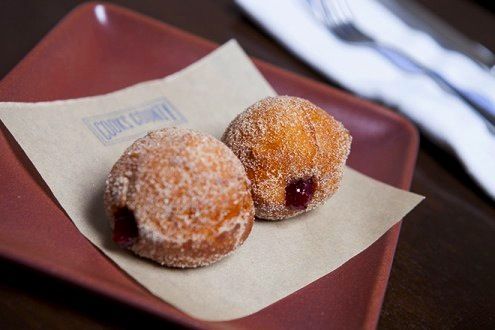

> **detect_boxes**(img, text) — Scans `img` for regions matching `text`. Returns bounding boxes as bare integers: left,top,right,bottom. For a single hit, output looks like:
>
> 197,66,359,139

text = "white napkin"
236,0,495,200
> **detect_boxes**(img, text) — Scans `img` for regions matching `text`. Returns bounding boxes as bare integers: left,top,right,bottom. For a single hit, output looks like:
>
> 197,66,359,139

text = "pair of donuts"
104,96,351,268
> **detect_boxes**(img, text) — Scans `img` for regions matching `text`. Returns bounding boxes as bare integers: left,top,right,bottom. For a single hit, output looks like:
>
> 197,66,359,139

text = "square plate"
0,3,418,329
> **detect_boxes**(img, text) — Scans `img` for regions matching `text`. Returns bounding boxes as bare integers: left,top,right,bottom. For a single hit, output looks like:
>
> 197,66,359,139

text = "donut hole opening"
112,207,138,248
285,177,317,210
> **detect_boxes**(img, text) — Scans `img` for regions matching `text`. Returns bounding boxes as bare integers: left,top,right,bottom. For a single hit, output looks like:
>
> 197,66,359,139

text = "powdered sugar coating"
104,127,254,268
222,96,352,220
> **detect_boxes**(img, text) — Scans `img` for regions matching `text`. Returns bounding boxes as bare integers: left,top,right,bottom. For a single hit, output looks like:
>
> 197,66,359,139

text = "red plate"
0,3,418,329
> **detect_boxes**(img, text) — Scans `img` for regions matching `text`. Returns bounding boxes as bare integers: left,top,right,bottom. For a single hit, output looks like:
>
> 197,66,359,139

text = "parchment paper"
0,40,423,321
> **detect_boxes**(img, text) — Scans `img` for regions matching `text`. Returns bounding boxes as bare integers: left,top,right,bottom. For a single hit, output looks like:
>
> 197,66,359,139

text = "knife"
378,0,495,74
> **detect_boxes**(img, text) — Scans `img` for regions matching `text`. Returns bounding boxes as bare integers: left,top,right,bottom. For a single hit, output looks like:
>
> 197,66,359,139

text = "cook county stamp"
83,98,186,145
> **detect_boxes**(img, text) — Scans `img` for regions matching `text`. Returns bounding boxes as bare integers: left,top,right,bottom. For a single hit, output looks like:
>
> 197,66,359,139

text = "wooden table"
0,0,493,328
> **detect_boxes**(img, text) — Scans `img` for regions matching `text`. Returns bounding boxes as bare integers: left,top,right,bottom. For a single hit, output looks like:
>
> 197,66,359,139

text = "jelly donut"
104,127,254,268
222,96,351,220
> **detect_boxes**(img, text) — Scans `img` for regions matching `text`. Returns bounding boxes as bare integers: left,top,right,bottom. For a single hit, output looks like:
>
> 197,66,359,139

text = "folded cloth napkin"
236,0,495,200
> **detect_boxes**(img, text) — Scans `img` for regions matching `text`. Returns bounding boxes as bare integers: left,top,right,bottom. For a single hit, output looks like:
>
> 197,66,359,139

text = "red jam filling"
285,177,316,210
112,207,138,248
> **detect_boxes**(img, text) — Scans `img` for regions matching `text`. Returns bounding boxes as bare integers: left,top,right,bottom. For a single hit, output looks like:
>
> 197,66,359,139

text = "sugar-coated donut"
222,96,352,220
104,127,254,268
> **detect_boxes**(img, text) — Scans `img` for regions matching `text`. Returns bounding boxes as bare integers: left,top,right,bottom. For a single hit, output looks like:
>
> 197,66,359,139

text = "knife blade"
378,0,495,74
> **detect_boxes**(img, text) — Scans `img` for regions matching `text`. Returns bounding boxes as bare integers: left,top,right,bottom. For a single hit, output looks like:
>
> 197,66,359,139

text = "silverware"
378,0,495,75
308,0,495,131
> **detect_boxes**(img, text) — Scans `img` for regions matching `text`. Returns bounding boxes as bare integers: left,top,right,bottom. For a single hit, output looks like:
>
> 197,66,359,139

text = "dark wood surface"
0,0,493,329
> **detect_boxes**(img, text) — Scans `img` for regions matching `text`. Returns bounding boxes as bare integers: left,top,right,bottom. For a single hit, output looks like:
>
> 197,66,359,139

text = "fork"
308,0,495,131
